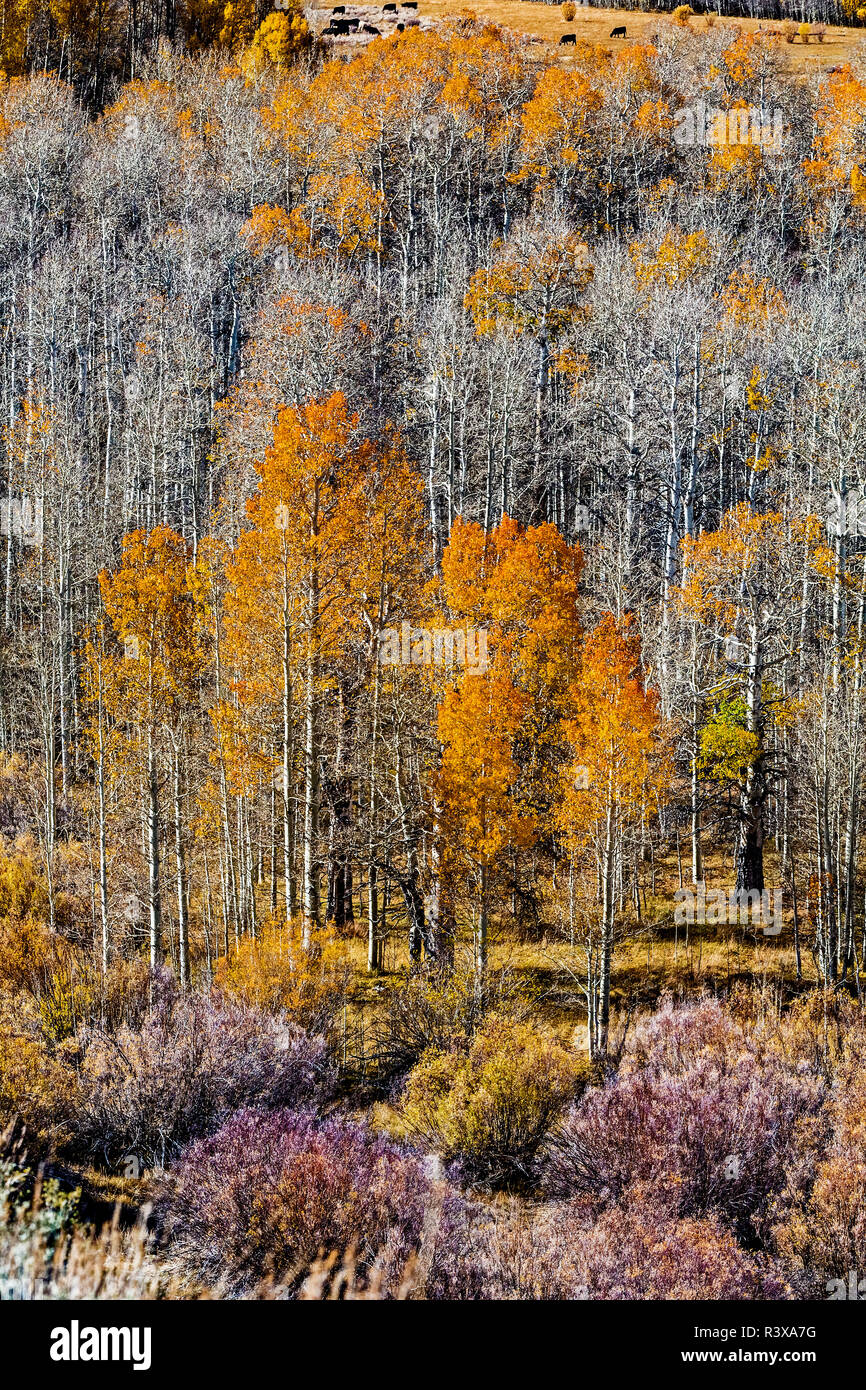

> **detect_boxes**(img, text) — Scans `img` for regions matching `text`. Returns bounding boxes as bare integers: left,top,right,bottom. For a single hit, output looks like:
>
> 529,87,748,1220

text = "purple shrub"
771,1060,866,1285
541,1198,791,1300
74,988,334,1171
545,1001,824,1241
625,994,753,1073
167,1108,434,1295
427,1194,791,1300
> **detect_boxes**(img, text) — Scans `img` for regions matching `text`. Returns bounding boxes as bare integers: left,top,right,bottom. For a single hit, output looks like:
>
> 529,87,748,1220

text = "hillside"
0,0,866,1340
310,0,864,69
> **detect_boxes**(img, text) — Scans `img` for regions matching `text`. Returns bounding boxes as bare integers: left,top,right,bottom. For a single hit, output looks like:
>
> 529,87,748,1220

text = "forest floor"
24,843,823,1237
341,844,819,1062
311,0,864,70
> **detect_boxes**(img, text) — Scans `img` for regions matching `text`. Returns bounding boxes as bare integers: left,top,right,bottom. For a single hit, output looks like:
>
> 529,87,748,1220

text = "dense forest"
2,1,866,1306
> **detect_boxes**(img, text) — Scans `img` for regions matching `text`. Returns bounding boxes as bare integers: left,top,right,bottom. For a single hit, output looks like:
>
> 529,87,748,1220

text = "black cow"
363,22,380,31
403,2,418,7
322,23,338,32
559,32,576,43
610,25,626,37
397,20,404,28
383,3,396,9
332,4,345,11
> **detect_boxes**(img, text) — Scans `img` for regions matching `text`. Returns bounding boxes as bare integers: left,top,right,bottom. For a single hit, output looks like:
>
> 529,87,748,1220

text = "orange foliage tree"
92,528,206,984
558,613,669,1058
435,515,583,983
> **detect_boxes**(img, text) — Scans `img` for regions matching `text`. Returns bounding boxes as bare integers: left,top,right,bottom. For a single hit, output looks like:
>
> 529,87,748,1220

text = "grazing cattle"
559,32,576,43
610,25,626,37
383,3,396,9
397,20,404,27
403,2,418,7
363,22,380,31
332,4,345,11
331,19,350,32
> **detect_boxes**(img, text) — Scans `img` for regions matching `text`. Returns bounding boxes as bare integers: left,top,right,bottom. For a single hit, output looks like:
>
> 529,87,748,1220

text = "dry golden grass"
334,841,819,1063
311,0,864,73
0,1186,407,1300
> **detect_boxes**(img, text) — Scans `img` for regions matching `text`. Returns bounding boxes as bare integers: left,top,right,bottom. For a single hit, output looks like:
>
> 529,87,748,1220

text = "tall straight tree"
95,527,205,983
558,613,668,1059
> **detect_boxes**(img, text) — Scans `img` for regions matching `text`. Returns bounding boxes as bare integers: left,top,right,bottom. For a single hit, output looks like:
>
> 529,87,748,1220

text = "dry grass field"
311,0,865,72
